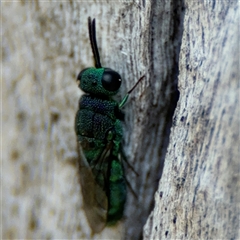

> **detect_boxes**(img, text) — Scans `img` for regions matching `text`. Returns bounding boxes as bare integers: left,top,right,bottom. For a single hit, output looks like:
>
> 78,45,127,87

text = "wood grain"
3,1,238,240
143,1,239,239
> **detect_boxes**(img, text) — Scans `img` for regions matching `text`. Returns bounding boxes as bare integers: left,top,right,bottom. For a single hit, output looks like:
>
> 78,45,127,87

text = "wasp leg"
120,148,139,176
119,149,138,199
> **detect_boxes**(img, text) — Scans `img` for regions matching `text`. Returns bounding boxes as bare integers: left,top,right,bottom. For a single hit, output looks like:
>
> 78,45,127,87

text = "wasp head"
77,67,122,96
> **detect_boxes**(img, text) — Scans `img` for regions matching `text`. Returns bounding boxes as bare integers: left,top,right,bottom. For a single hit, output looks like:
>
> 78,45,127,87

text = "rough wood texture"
2,1,182,239
143,1,240,239
3,1,238,240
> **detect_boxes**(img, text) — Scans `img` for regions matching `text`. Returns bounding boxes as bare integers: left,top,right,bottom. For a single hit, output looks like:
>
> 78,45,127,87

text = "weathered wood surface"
2,1,238,240
143,1,240,239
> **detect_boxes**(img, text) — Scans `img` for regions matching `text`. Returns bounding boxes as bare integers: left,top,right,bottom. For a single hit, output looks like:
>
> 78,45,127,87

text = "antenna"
127,75,145,94
88,17,102,68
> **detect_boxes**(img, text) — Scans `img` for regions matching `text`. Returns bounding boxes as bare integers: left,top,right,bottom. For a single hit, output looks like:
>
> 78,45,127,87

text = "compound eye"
77,68,90,80
102,68,122,92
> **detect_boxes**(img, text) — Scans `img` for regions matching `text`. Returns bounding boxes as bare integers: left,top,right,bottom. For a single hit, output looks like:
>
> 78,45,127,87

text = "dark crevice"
140,1,185,240
125,1,185,240
149,0,185,196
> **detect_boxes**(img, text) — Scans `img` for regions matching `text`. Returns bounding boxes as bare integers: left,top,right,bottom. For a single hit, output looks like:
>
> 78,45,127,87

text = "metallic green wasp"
75,17,144,233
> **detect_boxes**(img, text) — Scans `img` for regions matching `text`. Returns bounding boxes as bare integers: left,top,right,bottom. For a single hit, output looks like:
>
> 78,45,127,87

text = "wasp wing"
78,143,108,233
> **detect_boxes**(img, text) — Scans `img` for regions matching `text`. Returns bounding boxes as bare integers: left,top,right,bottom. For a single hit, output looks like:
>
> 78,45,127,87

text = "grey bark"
144,1,240,240
2,1,239,240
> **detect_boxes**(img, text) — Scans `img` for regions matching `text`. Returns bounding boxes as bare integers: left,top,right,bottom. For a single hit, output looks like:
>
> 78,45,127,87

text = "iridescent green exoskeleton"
75,17,144,233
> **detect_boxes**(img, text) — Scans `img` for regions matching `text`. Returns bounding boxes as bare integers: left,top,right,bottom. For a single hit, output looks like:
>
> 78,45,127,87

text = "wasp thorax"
77,67,121,96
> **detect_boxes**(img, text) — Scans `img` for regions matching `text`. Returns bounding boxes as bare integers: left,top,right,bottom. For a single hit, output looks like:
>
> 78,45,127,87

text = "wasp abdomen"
107,159,126,224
